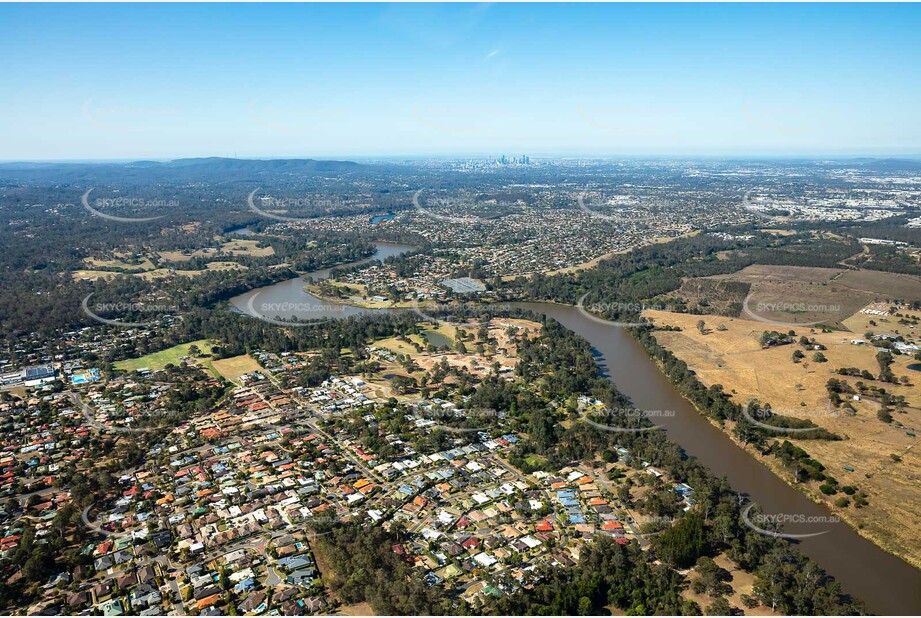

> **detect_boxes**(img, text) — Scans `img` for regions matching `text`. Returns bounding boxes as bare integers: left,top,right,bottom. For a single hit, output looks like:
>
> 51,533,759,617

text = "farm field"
644,306,921,568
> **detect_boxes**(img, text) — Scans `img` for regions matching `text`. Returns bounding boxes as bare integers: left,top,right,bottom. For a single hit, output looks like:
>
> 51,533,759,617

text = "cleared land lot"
158,238,274,261
84,255,156,271
136,261,246,280
71,270,119,282
74,260,247,281
210,354,262,382
644,305,921,569
370,318,541,400
681,554,781,617
697,265,921,327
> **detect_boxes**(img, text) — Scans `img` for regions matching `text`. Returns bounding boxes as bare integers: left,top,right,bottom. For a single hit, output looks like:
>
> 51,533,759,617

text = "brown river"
230,245,921,614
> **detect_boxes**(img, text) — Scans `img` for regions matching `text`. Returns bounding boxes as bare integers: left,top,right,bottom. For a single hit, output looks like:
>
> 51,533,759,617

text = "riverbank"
228,241,417,321
511,300,921,614
643,344,921,572
304,282,416,309
639,308,921,572
728,416,921,571
228,264,921,613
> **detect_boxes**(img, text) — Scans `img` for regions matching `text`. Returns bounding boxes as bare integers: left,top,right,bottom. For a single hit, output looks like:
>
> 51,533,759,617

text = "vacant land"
210,354,262,382
136,261,246,280
84,254,157,271
694,265,921,328
71,270,119,282
74,261,247,281
306,281,415,309
681,554,781,617
114,339,216,372
644,306,921,568
672,277,750,316
336,603,375,616
158,238,274,261
370,318,541,399
76,238,269,281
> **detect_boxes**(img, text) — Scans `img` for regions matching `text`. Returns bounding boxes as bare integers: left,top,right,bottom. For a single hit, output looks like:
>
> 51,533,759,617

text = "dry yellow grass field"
644,306,921,567
136,261,246,280
758,228,798,236
210,354,263,382
77,242,261,280
158,238,274,262
82,256,156,272
336,603,375,616
75,261,247,281
71,270,119,282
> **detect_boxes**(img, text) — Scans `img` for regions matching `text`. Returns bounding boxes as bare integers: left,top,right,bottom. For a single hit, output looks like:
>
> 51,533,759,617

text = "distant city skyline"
1,3,920,160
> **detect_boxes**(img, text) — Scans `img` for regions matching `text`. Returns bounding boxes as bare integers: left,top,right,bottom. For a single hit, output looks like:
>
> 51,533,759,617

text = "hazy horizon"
4,152,921,165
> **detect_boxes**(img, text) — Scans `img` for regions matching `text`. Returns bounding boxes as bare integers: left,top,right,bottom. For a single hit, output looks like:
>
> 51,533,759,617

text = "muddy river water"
230,244,921,614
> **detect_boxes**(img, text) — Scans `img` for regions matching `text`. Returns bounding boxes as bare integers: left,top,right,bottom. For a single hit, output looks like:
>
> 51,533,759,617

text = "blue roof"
25,365,55,380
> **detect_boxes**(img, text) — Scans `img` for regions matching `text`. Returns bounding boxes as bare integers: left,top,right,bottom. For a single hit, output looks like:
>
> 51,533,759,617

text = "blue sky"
1,2,920,160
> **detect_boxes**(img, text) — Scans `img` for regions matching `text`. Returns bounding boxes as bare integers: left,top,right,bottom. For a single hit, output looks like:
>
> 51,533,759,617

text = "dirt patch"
682,554,781,616
84,255,156,271
335,602,375,616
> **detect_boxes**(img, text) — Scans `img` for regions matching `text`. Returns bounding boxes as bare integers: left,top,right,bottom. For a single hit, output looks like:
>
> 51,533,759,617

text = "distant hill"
157,157,362,172
850,158,921,173
0,157,363,182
